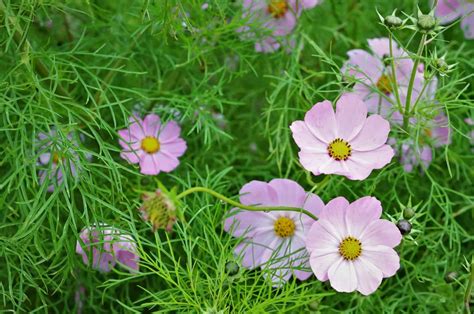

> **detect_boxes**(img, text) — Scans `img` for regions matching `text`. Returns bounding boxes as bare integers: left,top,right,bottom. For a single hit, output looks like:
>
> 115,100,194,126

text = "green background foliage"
0,0,473,312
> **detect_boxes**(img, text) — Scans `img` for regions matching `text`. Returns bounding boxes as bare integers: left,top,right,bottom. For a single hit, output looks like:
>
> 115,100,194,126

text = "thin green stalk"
465,258,474,314
403,34,427,130
389,33,403,113
176,187,318,221
410,72,437,114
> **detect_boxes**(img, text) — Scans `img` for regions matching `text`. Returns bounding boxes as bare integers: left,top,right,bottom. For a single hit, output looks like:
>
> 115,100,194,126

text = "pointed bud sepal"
430,51,456,77
405,7,443,35
139,182,182,232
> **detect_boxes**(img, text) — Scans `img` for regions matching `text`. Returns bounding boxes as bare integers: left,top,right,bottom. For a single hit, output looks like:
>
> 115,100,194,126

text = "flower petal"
319,197,349,236
158,121,181,143
328,259,358,293
290,120,328,154
160,138,187,157
143,114,161,137
344,196,382,238
435,0,462,24
304,100,337,143
360,220,402,248
239,180,279,207
153,151,180,172
139,154,160,175
350,114,391,151
128,116,145,139
362,246,400,277
342,49,383,82
353,258,383,296
335,93,367,141
224,210,274,238
309,250,340,281
298,152,332,176
350,145,394,169
268,179,306,207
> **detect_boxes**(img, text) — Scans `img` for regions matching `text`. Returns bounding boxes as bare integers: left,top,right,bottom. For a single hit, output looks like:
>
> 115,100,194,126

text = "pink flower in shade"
390,111,451,172
118,114,187,176
76,224,139,272
239,0,320,53
37,129,88,192
341,38,435,123
435,0,474,39
465,118,474,148
224,179,324,286
290,93,394,180
306,196,402,296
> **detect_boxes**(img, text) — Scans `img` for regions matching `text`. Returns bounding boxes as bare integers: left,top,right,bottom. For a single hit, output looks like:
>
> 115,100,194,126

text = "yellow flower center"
376,74,393,95
327,138,352,161
274,216,295,238
339,236,362,260
52,152,61,164
141,136,160,154
268,0,288,19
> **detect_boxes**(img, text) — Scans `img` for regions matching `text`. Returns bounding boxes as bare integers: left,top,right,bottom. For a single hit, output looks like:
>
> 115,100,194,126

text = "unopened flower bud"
225,261,240,276
397,219,412,235
384,15,403,28
140,189,178,232
403,207,415,219
417,14,437,32
445,271,458,283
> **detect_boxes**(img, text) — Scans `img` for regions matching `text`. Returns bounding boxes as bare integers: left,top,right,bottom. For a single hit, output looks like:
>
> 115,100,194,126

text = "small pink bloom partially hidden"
306,196,402,295
118,114,187,175
224,179,324,286
291,93,394,180
36,129,89,192
239,0,321,53
435,0,474,39
76,224,139,272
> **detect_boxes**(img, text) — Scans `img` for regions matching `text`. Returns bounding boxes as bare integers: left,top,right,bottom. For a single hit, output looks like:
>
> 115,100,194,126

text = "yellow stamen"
141,136,160,154
376,74,393,95
274,216,296,238
327,138,352,161
268,0,288,19
339,236,362,260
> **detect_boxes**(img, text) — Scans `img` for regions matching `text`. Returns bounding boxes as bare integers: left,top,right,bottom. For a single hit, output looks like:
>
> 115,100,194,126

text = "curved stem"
403,34,427,130
176,187,318,221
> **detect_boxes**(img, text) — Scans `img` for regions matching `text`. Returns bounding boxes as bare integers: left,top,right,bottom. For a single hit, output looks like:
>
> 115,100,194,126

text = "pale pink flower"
76,224,139,272
290,93,394,180
118,114,187,175
306,196,402,296
390,111,451,172
435,0,474,38
239,0,320,53
341,38,434,123
37,129,86,192
224,179,324,286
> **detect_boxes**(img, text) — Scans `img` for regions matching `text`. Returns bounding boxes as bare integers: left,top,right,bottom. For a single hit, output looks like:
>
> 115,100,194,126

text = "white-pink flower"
341,38,434,123
435,0,474,39
306,196,402,295
239,0,320,53
224,179,324,286
118,114,187,175
290,93,394,180
76,224,139,272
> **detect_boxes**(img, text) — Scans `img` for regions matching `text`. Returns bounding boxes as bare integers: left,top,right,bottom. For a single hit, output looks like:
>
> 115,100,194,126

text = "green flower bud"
403,207,415,219
417,14,437,32
384,15,403,28
225,261,239,276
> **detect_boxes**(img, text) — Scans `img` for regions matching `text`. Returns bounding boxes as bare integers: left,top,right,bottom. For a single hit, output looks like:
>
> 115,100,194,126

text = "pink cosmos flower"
435,0,474,38
390,111,451,172
118,114,187,175
224,179,324,286
290,93,394,180
239,0,320,53
306,196,402,295
465,118,474,148
76,224,139,272
37,129,86,192
341,38,434,123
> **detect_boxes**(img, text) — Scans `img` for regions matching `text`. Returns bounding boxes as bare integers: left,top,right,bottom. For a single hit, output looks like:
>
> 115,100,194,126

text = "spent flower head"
139,183,181,232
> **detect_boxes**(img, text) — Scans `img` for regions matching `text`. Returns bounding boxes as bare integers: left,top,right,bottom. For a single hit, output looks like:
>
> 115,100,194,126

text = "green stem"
176,187,318,221
389,33,403,113
403,34,427,130
465,258,474,314
410,72,437,114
